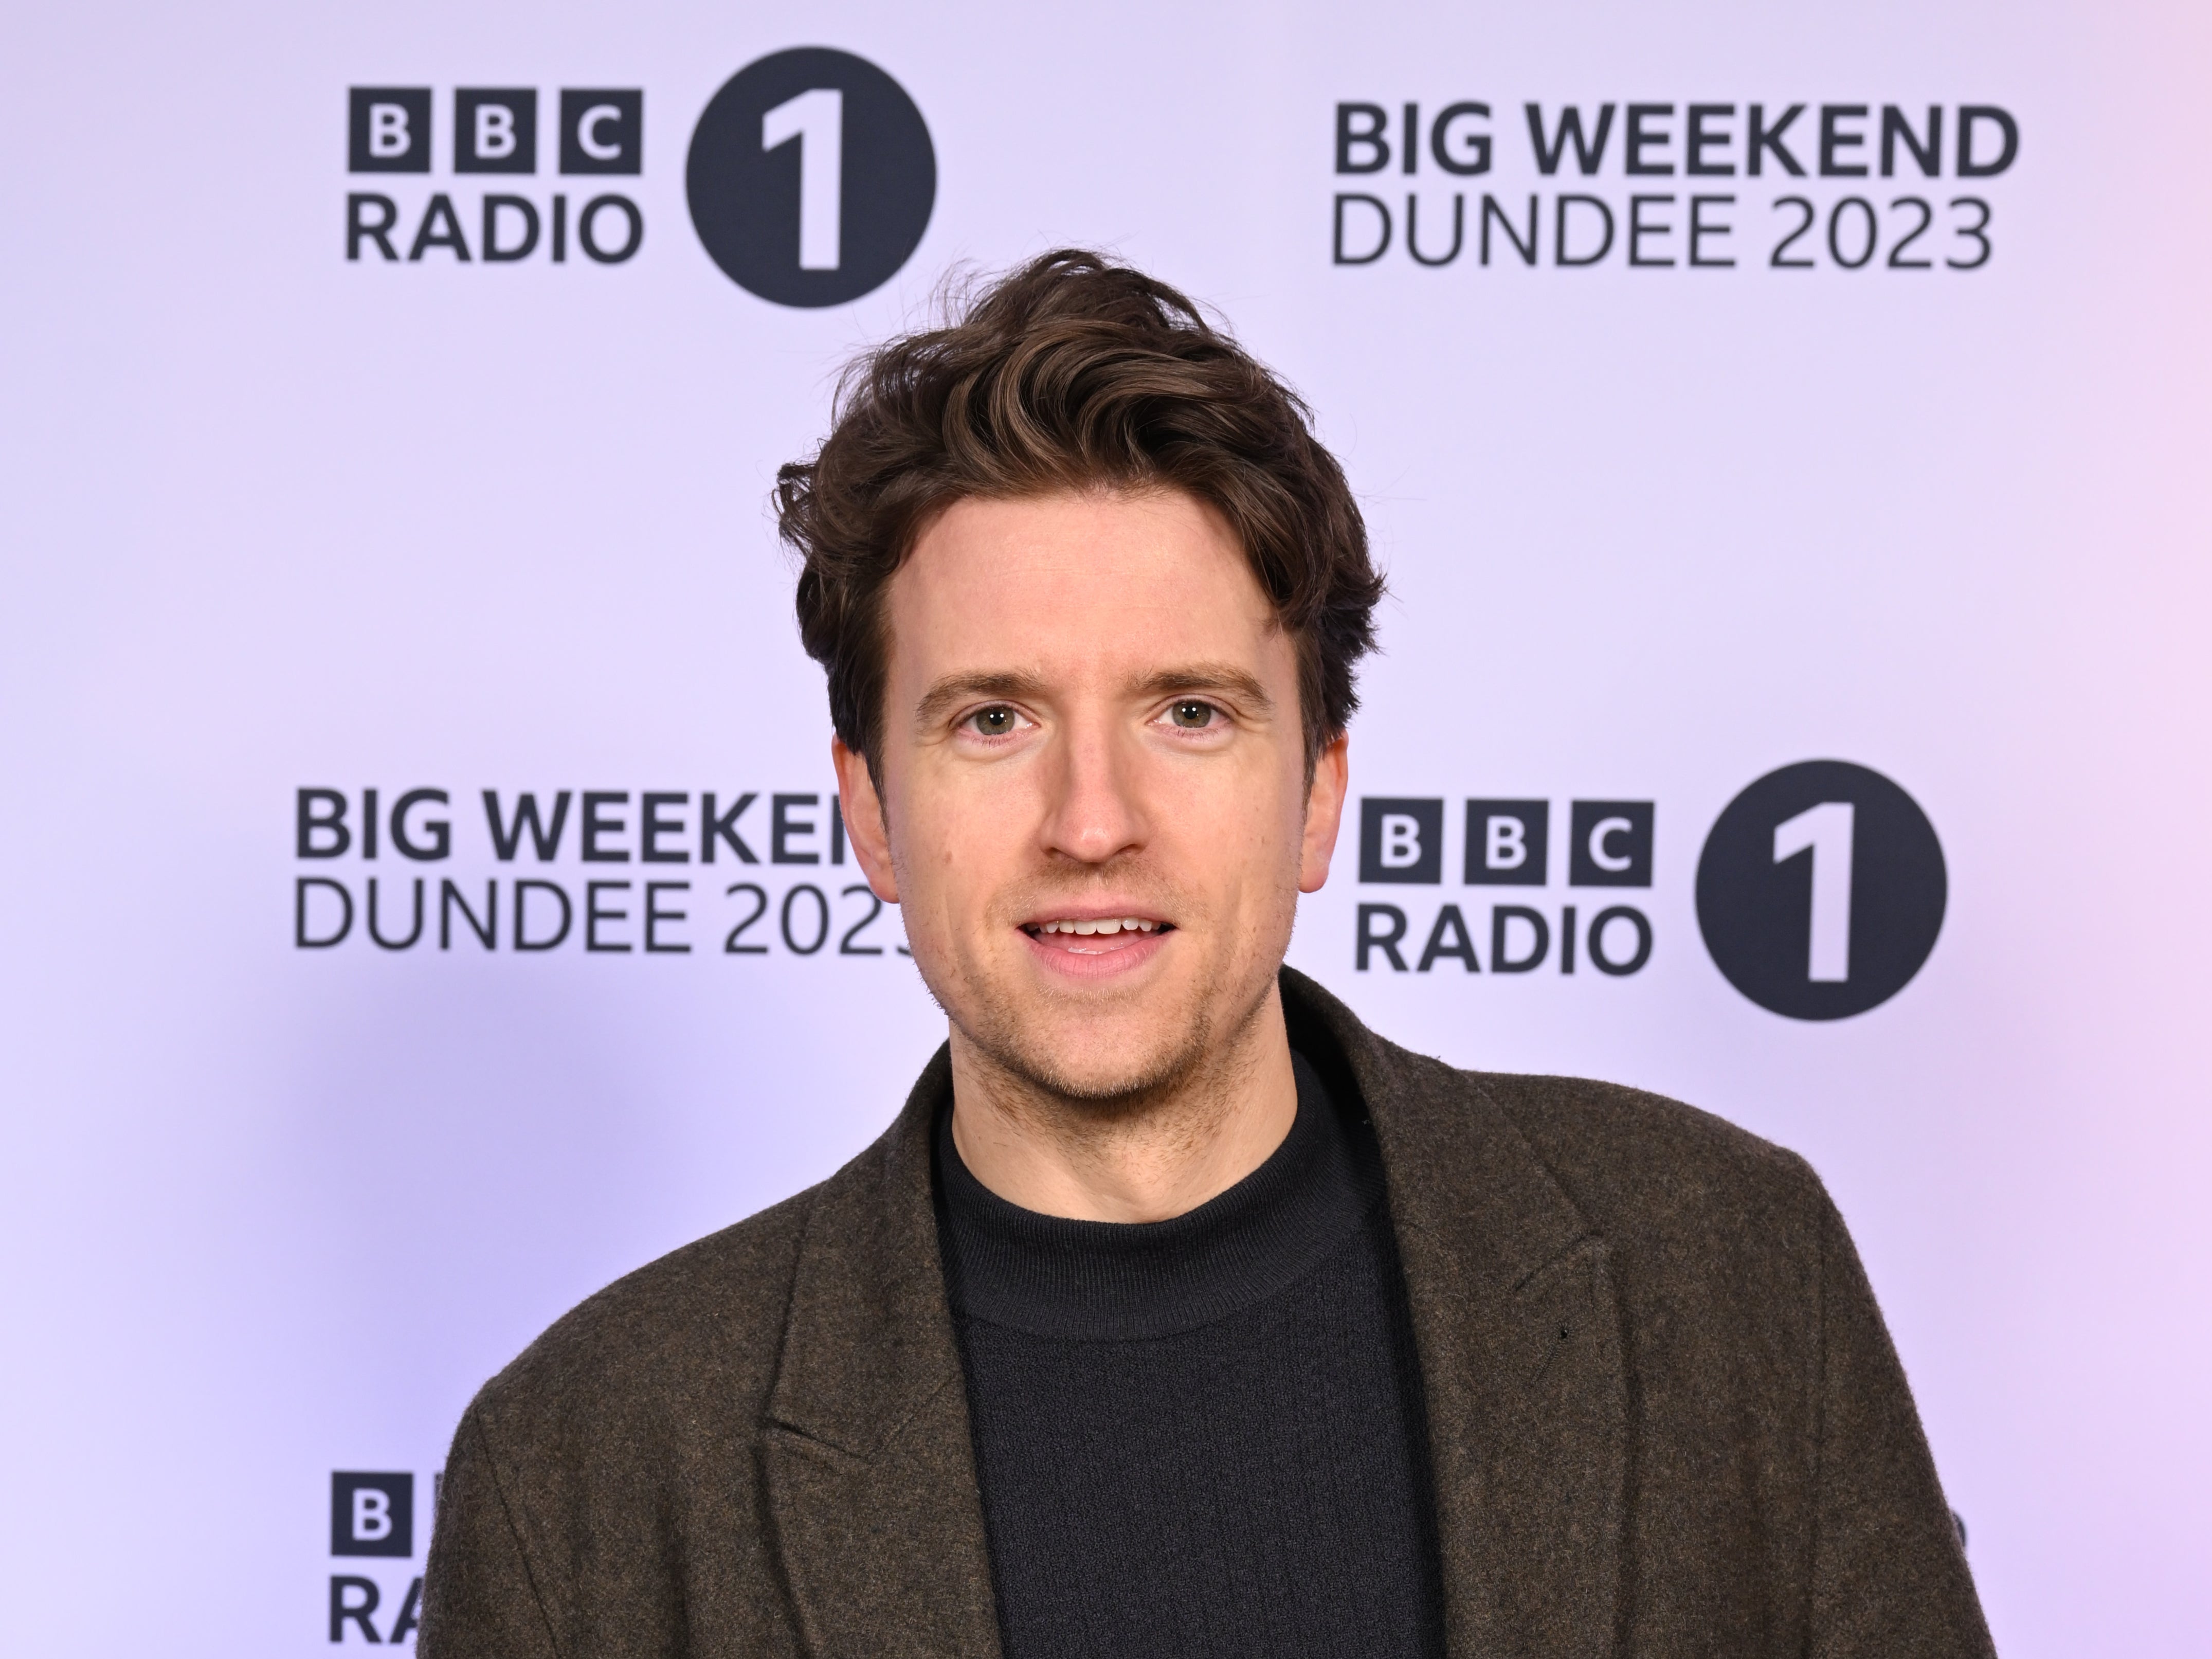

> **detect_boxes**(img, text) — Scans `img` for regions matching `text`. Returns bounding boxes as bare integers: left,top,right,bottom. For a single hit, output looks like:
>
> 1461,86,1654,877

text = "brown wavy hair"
776,249,1384,781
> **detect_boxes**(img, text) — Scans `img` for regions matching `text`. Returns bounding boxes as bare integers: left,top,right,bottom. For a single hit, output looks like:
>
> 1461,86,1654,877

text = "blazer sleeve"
418,1404,564,1659
1807,1191,1997,1658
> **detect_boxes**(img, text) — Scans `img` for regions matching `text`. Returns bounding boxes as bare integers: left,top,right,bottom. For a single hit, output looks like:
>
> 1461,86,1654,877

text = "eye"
968,706,1022,737
1167,700,1218,730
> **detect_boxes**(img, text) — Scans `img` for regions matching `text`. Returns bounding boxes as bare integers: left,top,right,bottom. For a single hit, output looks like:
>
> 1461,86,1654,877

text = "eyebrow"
912,663,1275,730
913,672,1050,730
1129,663,1275,713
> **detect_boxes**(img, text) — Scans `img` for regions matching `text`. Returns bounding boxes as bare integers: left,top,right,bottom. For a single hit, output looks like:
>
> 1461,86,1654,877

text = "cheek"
895,780,1029,921
1167,763,1303,901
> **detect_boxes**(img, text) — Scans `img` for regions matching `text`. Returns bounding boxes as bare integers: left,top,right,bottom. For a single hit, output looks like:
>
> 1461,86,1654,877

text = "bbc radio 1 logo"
346,86,643,265
343,49,935,307
1351,762,1948,1020
330,1471,424,1645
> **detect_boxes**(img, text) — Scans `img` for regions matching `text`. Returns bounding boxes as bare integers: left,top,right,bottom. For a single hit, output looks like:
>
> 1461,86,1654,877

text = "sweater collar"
933,1051,1384,1341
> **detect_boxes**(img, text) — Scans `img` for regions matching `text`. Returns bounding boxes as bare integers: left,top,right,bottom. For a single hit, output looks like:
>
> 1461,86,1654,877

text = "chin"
976,1005,1213,1111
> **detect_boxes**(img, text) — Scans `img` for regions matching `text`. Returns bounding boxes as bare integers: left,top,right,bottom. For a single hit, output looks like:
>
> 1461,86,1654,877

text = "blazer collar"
764,972,1626,1659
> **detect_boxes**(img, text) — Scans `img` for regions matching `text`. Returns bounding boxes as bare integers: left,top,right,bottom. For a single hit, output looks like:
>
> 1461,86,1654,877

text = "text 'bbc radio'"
1352,797,1655,977
345,87,643,265
330,1470,427,1645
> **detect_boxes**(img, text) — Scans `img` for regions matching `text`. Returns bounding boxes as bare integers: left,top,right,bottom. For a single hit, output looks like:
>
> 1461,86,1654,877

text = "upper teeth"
1039,918,1156,935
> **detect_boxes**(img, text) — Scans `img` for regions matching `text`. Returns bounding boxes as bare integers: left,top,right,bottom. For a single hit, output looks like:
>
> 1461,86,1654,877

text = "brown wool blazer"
419,968,1996,1658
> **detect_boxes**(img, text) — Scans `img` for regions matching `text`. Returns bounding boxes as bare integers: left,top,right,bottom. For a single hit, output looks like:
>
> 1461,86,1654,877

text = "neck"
946,982,1300,1223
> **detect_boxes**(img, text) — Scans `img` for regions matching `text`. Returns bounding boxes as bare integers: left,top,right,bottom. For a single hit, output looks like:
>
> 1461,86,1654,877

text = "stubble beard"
965,987,1216,1119
927,932,1281,1128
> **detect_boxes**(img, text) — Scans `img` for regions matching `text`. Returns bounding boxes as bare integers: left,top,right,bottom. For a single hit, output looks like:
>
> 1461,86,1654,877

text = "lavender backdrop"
3,1,2207,1651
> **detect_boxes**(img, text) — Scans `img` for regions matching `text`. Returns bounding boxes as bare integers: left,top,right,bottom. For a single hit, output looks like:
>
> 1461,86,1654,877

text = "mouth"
1019,912,1175,964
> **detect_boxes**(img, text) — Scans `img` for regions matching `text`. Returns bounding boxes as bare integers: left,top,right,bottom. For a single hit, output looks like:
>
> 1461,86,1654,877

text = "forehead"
885,490,1281,686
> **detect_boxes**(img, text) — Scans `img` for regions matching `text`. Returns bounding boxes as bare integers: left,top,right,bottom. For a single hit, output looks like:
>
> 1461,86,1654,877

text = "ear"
831,737,900,904
1298,733,1350,894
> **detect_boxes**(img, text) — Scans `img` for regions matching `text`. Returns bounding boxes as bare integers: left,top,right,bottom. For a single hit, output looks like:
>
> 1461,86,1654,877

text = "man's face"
835,489,1348,1107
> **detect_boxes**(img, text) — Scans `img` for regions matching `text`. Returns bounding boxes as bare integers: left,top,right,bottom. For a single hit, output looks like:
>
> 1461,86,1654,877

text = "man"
421,251,1992,1657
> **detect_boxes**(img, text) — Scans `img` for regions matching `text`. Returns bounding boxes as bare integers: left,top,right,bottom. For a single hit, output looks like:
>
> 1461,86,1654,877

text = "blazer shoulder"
1461,1066,1828,1261
470,1182,820,1447
1291,967,1822,1233
1477,1069,1812,1186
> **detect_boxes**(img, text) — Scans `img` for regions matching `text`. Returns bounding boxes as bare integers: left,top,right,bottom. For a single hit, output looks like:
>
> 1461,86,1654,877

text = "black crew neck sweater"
932,1054,1446,1659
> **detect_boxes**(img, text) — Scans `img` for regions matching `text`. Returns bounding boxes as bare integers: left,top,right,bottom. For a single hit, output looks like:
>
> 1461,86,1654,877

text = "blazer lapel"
1286,970,1628,1659
761,1046,1002,1659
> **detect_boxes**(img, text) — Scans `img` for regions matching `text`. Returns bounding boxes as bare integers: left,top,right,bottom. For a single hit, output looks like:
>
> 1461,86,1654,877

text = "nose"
1038,709,1148,867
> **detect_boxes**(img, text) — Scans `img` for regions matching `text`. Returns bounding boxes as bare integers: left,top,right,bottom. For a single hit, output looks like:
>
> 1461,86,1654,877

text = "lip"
1018,909,1175,981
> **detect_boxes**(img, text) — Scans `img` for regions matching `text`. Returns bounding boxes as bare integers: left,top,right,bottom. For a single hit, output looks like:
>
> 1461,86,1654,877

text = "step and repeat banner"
3,2,2207,1654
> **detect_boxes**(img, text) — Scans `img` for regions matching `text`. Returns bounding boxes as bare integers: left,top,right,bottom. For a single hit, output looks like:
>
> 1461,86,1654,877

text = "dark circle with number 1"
686,47,934,307
1695,760,1946,1021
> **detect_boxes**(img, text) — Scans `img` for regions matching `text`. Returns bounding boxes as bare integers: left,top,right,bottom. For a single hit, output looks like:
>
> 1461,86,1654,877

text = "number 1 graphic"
763,87,844,271
1773,801,1855,983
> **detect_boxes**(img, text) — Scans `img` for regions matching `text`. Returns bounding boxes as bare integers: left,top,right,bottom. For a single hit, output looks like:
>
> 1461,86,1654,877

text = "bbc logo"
331,1471,413,1557
1358,798,1653,887
348,88,642,175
